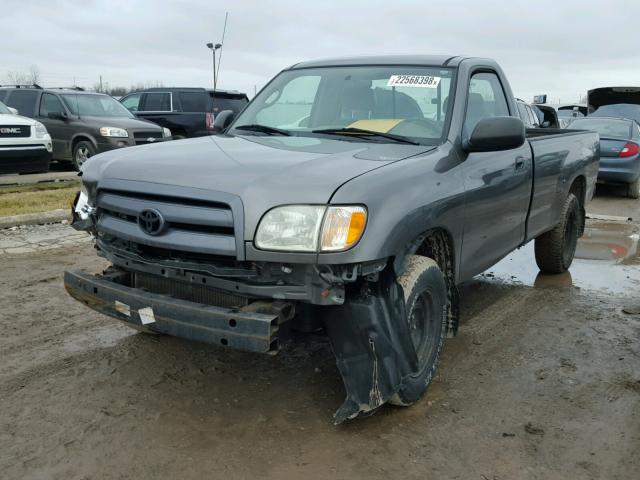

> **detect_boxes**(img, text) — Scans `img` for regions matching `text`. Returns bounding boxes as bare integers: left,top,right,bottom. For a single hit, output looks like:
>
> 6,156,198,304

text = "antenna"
216,12,229,86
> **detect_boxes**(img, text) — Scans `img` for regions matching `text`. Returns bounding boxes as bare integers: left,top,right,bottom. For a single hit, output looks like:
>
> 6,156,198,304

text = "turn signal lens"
320,206,367,251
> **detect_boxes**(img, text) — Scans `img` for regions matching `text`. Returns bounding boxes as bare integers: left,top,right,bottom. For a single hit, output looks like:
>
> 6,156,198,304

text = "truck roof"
289,55,467,69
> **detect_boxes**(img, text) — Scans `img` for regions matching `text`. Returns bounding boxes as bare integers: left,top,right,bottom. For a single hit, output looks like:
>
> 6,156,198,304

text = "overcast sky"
4,0,639,103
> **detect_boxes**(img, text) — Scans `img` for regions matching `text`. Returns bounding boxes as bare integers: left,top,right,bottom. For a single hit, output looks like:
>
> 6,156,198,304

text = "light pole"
206,42,222,92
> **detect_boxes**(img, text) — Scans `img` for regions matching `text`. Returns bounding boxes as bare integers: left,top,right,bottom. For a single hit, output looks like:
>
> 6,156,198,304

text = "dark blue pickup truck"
66,55,599,423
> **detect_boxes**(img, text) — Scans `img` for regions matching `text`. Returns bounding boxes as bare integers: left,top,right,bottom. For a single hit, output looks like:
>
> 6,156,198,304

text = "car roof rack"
0,84,43,89
49,86,86,91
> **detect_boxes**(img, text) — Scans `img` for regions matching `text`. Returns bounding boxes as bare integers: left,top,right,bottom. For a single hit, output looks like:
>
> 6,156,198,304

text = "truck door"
459,71,533,279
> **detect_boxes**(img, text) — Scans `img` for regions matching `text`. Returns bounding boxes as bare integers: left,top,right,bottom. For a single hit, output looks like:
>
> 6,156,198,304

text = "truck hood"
83,134,433,200
82,134,434,238
0,113,38,126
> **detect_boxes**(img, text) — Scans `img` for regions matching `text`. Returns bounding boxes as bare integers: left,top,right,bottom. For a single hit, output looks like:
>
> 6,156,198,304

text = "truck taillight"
206,112,214,130
619,142,639,158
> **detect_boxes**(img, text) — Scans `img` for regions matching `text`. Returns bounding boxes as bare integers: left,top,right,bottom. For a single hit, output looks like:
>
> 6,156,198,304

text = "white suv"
0,100,52,174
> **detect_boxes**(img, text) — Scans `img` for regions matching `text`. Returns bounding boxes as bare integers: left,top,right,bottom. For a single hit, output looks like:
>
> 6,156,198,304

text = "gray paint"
80,56,599,283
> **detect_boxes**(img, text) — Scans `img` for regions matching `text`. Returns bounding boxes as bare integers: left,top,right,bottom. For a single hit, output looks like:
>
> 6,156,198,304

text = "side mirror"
465,116,525,152
47,111,67,120
212,110,235,133
8,107,18,115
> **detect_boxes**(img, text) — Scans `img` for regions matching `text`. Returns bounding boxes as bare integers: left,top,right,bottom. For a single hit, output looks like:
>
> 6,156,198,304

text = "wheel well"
569,176,586,235
414,228,459,337
71,136,94,153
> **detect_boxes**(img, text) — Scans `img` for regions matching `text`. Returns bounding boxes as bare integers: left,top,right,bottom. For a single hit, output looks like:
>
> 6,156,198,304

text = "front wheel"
534,193,581,274
389,255,447,406
72,140,95,171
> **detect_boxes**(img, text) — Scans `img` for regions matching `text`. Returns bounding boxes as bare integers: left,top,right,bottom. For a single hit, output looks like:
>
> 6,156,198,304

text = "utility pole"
99,75,103,93
206,43,222,91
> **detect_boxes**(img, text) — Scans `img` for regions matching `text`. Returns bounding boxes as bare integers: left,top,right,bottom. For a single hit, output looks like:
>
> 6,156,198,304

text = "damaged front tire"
389,255,447,406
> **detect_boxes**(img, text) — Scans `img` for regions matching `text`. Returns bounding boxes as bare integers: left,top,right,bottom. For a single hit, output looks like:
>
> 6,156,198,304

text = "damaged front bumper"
64,269,294,354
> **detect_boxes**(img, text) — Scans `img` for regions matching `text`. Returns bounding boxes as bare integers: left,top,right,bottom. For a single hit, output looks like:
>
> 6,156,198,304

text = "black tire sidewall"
73,141,95,171
395,260,447,405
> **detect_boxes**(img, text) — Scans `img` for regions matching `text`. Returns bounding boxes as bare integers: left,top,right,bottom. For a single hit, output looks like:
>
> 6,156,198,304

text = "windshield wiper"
311,127,420,145
234,124,291,136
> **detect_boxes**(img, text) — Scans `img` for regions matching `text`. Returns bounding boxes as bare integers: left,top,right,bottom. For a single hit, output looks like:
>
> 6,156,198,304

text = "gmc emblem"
0,127,21,134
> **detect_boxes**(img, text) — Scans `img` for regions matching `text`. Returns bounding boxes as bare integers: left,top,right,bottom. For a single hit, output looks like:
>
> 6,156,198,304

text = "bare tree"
29,65,40,85
5,70,30,85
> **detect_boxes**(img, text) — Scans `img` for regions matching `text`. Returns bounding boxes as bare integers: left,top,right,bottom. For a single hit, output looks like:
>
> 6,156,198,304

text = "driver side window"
464,72,510,134
39,93,64,117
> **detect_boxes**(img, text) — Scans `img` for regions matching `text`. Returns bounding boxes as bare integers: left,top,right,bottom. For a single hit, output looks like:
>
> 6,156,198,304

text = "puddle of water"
481,220,640,296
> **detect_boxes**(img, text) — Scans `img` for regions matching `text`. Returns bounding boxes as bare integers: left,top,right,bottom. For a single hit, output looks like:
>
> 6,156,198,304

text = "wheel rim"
75,146,91,167
562,207,578,267
408,288,439,373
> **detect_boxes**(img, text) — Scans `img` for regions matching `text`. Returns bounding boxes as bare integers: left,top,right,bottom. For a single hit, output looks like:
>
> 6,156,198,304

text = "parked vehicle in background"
0,85,170,170
66,55,599,423
515,98,540,127
533,104,560,128
558,104,587,118
120,88,249,139
569,116,640,198
588,87,640,124
515,99,560,129
0,100,52,174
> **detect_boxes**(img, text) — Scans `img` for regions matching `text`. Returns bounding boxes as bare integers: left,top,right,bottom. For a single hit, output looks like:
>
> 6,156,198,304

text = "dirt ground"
1,185,639,480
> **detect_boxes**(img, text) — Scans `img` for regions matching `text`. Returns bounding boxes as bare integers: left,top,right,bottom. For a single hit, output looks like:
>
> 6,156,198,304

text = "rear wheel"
627,178,640,199
72,140,95,171
534,193,580,274
389,255,447,406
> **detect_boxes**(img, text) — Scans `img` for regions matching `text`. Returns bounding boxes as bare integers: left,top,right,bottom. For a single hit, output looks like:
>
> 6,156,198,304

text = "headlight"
255,205,367,252
100,127,128,138
34,122,48,139
162,127,172,138
320,206,367,251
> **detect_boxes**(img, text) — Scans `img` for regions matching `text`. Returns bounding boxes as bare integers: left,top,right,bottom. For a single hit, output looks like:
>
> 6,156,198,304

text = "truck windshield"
0,101,11,115
231,66,455,144
61,94,134,118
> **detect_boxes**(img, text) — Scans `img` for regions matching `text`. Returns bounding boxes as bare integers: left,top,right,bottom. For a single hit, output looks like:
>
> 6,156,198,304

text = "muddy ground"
1,185,639,480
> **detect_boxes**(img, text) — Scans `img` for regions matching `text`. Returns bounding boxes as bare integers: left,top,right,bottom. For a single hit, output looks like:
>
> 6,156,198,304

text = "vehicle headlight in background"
100,127,128,138
255,205,367,252
162,127,172,138
34,121,48,139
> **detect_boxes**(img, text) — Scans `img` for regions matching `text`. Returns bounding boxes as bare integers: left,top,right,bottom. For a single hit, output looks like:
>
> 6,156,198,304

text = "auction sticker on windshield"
387,75,441,88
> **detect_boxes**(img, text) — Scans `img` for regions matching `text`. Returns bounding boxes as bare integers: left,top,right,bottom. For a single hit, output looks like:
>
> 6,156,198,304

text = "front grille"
133,131,163,145
0,125,30,138
134,272,249,308
96,189,237,258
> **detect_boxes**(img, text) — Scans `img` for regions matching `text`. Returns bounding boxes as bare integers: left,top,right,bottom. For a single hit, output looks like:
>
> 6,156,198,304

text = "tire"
72,140,95,171
388,255,447,406
627,178,640,199
534,193,580,274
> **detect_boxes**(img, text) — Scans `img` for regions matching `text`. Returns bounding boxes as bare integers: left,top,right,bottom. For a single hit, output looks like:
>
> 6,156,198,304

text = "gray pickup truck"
65,55,599,423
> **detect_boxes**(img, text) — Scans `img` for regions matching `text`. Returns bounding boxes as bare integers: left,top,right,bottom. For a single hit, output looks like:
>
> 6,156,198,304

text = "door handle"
515,157,526,171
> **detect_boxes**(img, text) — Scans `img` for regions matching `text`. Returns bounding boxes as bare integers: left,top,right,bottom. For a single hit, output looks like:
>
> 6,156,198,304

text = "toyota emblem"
138,209,165,235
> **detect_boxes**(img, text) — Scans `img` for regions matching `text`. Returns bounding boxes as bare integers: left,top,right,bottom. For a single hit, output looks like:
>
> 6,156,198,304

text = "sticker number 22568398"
387,75,441,88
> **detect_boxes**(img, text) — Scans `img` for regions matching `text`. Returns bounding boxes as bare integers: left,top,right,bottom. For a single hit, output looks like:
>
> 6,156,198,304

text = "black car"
0,85,169,170
120,87,249,139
